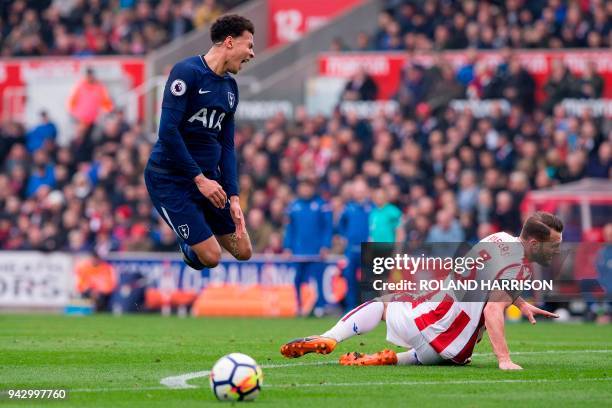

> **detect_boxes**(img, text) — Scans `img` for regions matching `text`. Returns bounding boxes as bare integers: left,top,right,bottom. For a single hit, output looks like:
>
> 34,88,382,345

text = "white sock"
397,349,419,365
321,301,384,342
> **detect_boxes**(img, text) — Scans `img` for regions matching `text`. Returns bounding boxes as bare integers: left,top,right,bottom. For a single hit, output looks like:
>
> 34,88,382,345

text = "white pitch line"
159,349,612,390
53,350,612,394
66,376,612,394
160,361,335,389
268,377,612,389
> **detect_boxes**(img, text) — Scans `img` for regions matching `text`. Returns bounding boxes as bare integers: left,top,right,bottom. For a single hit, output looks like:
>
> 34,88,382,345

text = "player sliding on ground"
145,15,255,269
281,212,562,370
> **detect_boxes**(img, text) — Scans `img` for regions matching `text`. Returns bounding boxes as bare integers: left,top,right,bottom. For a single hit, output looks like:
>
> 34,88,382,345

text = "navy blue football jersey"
148,55,239,195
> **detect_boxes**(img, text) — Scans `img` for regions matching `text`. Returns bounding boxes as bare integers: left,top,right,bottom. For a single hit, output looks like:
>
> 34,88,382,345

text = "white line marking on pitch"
159,349,612,390
54,350,611,393
269,377,612,389
160,361,334,389
67,376,612,393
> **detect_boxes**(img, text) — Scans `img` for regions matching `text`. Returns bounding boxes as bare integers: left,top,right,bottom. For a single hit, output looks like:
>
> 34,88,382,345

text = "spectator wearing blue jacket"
25,111,57,153
337,179,372,311
283,180,333,315
594,223,612,322
426,209,465,243
426,209,465,257
26,156,55,198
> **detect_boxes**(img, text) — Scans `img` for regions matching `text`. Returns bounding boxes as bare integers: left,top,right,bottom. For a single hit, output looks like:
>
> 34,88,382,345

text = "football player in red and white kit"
280,212,562,370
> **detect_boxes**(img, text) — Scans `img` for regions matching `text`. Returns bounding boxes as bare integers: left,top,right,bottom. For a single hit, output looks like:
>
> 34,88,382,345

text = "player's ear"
225,36,233,48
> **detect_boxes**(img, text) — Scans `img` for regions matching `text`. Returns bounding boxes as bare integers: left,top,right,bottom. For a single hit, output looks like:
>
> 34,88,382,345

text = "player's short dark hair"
210,14,254,43
520,211,564,241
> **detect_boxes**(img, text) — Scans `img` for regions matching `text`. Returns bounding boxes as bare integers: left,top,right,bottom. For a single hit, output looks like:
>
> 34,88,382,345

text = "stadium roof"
525,178,612,204
524,178,612,230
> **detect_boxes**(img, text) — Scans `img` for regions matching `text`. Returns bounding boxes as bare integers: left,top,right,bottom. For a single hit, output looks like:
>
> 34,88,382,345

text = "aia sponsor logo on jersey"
187,108,226,130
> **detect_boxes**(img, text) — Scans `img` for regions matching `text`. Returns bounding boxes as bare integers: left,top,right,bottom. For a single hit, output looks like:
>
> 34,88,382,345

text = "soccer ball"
209,353,263,401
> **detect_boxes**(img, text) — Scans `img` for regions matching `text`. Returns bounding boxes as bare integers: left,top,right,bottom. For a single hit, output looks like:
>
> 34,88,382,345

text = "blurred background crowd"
0,0,239,57
3,0,609,57
0,0,610,319
0,59,610,255
332,0,611,52
0,0,609,256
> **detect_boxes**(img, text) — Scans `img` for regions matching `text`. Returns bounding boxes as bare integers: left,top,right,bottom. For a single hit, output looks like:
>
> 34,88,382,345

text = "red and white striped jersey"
409,232,532,364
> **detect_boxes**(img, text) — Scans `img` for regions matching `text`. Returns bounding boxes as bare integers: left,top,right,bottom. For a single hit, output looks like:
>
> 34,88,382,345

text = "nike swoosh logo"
199,89,211,94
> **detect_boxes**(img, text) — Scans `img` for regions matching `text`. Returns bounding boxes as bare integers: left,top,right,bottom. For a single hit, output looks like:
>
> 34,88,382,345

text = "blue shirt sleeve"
336,207,348,237
158,62,202,179
321,200,333,249
283,205,295,251
218,113,239,197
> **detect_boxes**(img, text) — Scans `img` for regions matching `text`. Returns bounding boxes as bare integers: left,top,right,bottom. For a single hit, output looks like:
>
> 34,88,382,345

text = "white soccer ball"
209,353,263,402
553,308,571,322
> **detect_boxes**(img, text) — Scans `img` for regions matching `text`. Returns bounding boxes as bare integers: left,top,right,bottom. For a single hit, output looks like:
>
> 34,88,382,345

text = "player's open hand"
195,175,227,208
519,302,559,325
499,360,523,370
229,198,247,239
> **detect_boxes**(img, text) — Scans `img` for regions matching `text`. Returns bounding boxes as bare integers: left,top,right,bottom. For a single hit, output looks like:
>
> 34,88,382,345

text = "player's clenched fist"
194,174,227,208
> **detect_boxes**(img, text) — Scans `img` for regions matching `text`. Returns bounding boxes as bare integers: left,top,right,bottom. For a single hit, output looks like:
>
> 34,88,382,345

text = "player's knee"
200,253,221,268
236,240,253,261
236,244,252,261
196,246,222,268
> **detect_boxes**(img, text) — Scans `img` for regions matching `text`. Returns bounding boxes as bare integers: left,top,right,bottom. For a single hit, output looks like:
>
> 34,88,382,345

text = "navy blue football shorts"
144,165,236,246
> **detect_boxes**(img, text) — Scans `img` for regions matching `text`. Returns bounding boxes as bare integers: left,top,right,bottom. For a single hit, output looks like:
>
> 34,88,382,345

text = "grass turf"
0,314,610,407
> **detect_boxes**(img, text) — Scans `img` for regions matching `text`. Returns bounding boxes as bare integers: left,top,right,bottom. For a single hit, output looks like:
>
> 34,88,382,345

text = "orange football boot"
339,349,398,366
280,336,337,358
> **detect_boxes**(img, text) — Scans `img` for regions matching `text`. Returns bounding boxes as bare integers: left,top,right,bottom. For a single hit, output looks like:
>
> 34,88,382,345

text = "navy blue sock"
180,242,204,268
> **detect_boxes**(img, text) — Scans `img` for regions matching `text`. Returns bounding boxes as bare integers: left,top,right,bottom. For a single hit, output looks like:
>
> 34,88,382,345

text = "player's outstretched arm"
484,290,522,370
514,297,559,324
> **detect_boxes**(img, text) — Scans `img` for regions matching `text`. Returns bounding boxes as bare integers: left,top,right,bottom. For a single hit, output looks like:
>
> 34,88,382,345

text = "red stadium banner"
268,0,363,47
318,50,612,103
0,57,145,136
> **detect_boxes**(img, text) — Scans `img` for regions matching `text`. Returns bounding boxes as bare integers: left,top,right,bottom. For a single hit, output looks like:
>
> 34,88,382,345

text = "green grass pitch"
1,314,610,407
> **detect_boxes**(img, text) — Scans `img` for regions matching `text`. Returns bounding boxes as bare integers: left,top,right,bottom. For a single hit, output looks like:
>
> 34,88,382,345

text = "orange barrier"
144,288,170,310
145,277,347,317
170,290,198,307
145,289,198,309
192,284,317,317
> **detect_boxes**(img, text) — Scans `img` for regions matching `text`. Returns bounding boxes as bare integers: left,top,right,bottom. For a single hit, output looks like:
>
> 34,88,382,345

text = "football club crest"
178,224,190,239
228,92,235,108
170,79,186,96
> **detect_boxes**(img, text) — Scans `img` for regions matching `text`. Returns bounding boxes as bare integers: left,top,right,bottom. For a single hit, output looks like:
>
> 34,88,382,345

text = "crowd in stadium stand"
340,49,606,111
0,0,237,57
330,0,610,52
0,53,610,254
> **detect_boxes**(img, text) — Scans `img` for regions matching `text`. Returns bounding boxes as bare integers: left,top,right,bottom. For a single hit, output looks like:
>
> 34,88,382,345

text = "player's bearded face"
531,231,562,266
227,31,255,74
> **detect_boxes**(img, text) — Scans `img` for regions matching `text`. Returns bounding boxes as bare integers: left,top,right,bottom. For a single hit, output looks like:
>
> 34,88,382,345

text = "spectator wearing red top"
67,68,114,128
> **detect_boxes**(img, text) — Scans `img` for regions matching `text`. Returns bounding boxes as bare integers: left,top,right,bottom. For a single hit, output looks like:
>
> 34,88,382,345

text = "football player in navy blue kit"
145,15,255,269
